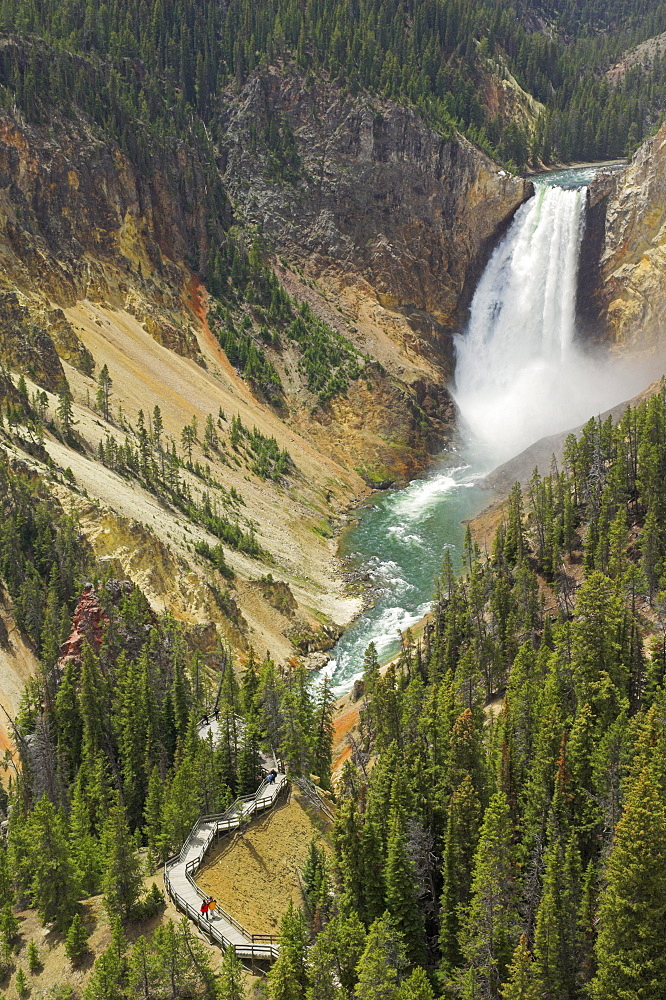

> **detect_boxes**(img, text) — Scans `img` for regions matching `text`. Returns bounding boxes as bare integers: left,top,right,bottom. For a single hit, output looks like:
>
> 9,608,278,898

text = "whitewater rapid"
325,169,654,696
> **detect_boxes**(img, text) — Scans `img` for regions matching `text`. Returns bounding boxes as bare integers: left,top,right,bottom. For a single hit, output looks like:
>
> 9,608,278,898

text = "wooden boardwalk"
163,719,287,961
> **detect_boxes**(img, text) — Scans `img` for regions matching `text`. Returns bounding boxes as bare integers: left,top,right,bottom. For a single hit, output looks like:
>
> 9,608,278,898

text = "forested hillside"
4,369,666,998
0,0,665,176
259,383,666,998
1,2,666,997
0,425,335,996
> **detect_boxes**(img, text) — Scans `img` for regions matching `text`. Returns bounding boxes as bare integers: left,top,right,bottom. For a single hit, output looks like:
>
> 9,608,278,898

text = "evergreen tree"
500,937,540,1000
101,797,144,923
66,913,90,966
398,967,435,1000
96,364,113,422
82,919,128,1000
267,901,309,1000
219,945,246,1000
591,765,666,1000
57,384,76,438
27,940,40,974
439,775,481,973
458,792,519,1000
384,808,425,965
354,912,408,1000
11,796,78,931
532,840,581,999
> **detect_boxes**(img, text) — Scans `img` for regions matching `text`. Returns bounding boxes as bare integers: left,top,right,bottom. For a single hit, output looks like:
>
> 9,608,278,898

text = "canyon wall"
0,71,533,662
219,71,531,368
586,124,666,346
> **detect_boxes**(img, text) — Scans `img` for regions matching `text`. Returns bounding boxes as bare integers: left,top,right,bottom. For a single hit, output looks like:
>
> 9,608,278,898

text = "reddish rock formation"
57,579,135,669
57,583,109,666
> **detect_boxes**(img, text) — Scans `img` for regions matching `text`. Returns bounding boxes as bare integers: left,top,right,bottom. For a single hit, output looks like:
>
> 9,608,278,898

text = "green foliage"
0,0,663,170
354,912,408,1000
500,937,540,1000
65,914,89,967
228,415,293,481
10,796,79,932
96,409,266,556
219,946,246,1000
15,967,28,998
102,798,144,923
27,940,40,974
323,380,666,989
267,902,309,1000
216,322,283,402
83,918,218,1000
194,540,235,580
287,302,364,403
0,903,19,954
96,365,113,422
591,765,666,999
384,809,425,964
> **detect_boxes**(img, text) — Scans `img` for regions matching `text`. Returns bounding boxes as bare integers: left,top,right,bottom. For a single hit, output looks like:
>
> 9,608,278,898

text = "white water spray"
454,182,651,466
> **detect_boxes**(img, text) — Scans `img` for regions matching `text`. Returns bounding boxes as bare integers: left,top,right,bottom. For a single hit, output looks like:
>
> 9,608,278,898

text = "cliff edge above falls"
220,71,531,370
586,125,666,346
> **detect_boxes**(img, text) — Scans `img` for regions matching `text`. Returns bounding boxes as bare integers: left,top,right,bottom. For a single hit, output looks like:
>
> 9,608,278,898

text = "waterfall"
454,182,596,464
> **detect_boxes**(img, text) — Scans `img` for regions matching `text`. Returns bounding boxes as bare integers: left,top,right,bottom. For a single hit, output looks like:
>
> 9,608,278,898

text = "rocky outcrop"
219,71,531,354
216,70,531,479
0,97,225,385
586,127,666,345
57,582,113,667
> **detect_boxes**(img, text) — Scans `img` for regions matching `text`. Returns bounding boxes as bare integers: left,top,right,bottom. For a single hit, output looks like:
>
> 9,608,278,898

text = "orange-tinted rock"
57,583,109,666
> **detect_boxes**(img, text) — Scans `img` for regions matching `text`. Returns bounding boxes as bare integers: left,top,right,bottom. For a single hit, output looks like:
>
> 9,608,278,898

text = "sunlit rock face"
588,124,666,347
218,70,532,363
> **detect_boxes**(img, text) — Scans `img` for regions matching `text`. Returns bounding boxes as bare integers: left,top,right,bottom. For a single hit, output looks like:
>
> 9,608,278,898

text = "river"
324,161,645,698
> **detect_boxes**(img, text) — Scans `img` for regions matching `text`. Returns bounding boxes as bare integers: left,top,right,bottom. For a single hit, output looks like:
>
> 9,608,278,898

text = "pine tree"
65,913,89,966
398,967,435,1000
57,384,76,437
15,967,28,998
532,839,581,999
379,802,423,961
458,792,519,1000
439,775,481,973
500,936,540,1000
219,945,246,1000
307,932,340,1000
354,912,407,1000
571,571,628,704
307,911,365,999
27,940,40,974
144,765,166,866
102,797,144,923
0,903,19,952
11,796,78,931
82,918,128,1000
96,364,113,421
267,901,309,1000
591,765,666,999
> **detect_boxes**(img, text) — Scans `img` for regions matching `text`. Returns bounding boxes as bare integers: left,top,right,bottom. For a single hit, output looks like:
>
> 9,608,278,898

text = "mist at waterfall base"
454,180,653,466
323,168,656,698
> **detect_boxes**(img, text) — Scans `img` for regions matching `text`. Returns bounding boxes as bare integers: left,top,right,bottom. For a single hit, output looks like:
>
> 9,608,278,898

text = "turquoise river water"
323,162,631,697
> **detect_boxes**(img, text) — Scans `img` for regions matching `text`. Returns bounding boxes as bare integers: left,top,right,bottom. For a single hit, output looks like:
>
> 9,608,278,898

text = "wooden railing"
164,777,288,961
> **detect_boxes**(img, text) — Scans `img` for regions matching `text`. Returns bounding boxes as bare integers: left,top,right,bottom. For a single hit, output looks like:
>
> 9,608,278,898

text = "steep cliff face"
220,72,531,352
216,70,530,479
0,71,533,667
586,126,666,345
0,107,219,384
